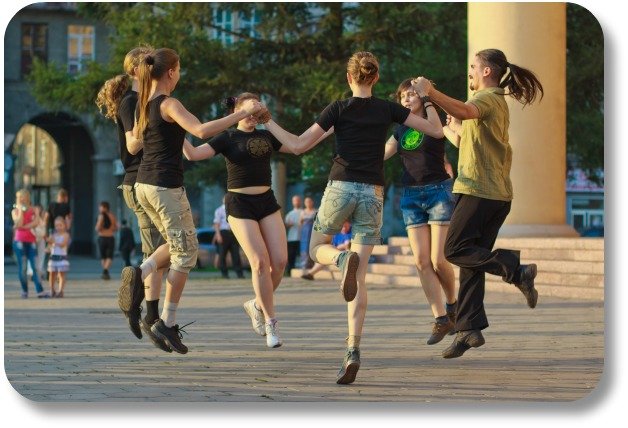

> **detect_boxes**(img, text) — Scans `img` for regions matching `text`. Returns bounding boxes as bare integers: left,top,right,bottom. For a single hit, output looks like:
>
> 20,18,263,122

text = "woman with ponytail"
118,48,263,355
264,51,444,384
413,48,544,360
97,46,174,353
181,92,288,349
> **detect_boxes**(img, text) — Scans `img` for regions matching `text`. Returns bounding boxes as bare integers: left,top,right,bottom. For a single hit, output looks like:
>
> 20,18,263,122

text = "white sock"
140,258,157,281
161,301,178,327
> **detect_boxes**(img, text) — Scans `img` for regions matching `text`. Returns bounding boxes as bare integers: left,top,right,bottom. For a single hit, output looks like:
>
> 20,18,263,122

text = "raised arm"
384,135,398,161
413,77,479,120
182,138,216,161
265,120,332,155
163,98,261,140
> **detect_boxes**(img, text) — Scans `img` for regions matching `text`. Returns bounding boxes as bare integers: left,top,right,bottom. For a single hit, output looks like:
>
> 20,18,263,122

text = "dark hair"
394,78,414,103
222,92,260,115
136,48,180,141
100,201,110,210
476,49,544,106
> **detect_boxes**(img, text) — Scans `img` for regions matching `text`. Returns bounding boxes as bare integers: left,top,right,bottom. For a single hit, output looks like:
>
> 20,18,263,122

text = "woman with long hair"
11,189,49,298
265,51,444,384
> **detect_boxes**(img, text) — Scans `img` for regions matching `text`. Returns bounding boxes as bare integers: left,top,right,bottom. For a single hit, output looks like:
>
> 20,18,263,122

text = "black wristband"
420,95,431,104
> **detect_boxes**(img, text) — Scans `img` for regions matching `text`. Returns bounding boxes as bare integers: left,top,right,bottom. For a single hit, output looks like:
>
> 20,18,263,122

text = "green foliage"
566,3,604,184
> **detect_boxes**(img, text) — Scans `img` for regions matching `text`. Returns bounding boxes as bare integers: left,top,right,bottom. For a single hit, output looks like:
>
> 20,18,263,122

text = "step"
290,269,603,301
384,246,605,262
387,236,604,250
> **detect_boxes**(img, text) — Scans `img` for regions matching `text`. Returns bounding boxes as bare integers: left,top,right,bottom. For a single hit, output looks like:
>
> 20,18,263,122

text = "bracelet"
423,102,435,109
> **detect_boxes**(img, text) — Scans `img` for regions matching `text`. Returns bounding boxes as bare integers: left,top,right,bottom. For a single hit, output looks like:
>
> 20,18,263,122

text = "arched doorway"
9,113,95,254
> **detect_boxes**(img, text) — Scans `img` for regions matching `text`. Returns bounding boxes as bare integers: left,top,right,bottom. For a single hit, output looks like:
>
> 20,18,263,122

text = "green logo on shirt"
401,129,423,151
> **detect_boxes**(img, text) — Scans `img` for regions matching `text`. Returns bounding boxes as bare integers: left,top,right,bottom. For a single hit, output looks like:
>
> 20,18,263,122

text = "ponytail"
135,56,153,142
476,49,544,107
95,74,131,122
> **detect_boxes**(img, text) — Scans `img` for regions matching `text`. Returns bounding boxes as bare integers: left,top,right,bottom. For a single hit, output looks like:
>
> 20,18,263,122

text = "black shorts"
97,236,115,259
225,189,281,221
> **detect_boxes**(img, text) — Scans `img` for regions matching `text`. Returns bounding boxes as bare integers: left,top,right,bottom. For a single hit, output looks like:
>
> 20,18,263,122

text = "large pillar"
468,3,577,236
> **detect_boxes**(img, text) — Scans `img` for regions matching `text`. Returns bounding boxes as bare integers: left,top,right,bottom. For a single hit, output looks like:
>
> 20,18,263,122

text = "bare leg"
430,224,456,304
408,226,446,318
258,211,288,291
228,216,276,321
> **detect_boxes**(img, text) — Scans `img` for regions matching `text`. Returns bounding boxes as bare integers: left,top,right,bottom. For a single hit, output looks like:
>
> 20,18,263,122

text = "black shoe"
140,318,172,353
514,264,538,308
150,319,191,354
118,266,145,313
442,329,485,359
301,273,314,280
336,347,361,385
426,319,455,345
126,306,143,339
102,270,111,280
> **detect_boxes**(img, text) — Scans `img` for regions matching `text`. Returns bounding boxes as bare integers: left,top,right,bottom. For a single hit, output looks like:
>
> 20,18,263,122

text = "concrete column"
468,2,577,237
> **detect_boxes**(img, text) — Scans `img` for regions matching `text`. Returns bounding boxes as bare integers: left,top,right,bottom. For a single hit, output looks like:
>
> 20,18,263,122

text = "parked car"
195,227,250,269
196,227,217,269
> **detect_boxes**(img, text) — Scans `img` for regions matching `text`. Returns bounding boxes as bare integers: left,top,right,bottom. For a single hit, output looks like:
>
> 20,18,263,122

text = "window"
238,9,260,38
213,8,233,45
67,25,95,74
21,23,48,78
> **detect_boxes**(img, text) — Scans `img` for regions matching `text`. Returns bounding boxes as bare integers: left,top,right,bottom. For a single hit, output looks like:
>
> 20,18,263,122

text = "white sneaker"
243,299,266,336
265,320,283,348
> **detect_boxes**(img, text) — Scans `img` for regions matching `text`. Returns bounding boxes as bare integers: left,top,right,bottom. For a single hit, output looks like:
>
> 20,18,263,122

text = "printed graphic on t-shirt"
247,137,272,158
401,129,424,151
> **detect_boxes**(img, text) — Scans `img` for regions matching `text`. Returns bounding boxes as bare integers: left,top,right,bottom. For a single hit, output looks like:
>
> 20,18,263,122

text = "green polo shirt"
453,87,513,201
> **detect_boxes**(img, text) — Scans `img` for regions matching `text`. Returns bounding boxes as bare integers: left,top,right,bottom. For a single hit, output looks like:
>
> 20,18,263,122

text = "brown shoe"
426,319,455,345
442,329,485,359
301,273,314,280
514,264,538,308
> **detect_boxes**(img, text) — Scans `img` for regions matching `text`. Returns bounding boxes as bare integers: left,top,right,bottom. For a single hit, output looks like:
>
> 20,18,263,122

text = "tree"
566,3,604,184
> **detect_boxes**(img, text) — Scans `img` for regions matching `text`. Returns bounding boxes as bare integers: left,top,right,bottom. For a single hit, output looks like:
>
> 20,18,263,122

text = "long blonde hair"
347,51,379,86
135,48,180,142
95,45,154,122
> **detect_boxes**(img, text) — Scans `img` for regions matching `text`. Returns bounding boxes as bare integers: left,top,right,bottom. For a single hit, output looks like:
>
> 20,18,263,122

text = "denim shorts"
314,180,384,245
401,178,455,228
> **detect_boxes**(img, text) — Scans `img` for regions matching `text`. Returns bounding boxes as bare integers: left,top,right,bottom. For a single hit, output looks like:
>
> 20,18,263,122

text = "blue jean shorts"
400,178,455,228
313,180,384,245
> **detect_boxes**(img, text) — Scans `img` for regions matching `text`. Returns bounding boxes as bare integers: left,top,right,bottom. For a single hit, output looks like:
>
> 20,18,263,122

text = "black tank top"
135,94,187,188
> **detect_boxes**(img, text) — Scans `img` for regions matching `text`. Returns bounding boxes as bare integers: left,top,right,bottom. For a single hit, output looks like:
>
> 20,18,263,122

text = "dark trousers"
219,229,243,277
444,194,521,331
120,249,132,267
287,241,300,271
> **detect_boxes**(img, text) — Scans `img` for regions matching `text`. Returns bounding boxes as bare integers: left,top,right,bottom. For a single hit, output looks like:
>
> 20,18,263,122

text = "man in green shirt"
413,48,544,359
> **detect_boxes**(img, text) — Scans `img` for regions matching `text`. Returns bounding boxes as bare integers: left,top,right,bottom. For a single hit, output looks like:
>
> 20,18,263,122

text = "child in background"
47,216,70,297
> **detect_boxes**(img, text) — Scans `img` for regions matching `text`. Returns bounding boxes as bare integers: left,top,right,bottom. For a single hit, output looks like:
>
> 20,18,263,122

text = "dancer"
47,216,70,298
265,51,444,383
97,45,172,352
413,48,543,358
182,92,288,348
118,48,263,354
383,78,457,345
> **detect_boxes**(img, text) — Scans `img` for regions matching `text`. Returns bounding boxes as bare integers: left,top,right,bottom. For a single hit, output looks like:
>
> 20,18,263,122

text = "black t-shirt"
393,124,450,186
117,90,141,185
47,202,71,230
316,97,410,186
209,129,282,189
135,95,187,188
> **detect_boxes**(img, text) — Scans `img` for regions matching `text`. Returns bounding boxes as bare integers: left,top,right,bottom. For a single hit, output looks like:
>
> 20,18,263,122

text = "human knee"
415,255,434,272
249,255,270,275
432,256,451,274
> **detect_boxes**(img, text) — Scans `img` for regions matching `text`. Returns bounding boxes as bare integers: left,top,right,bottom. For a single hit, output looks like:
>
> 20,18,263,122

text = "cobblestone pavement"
3,257,604,405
